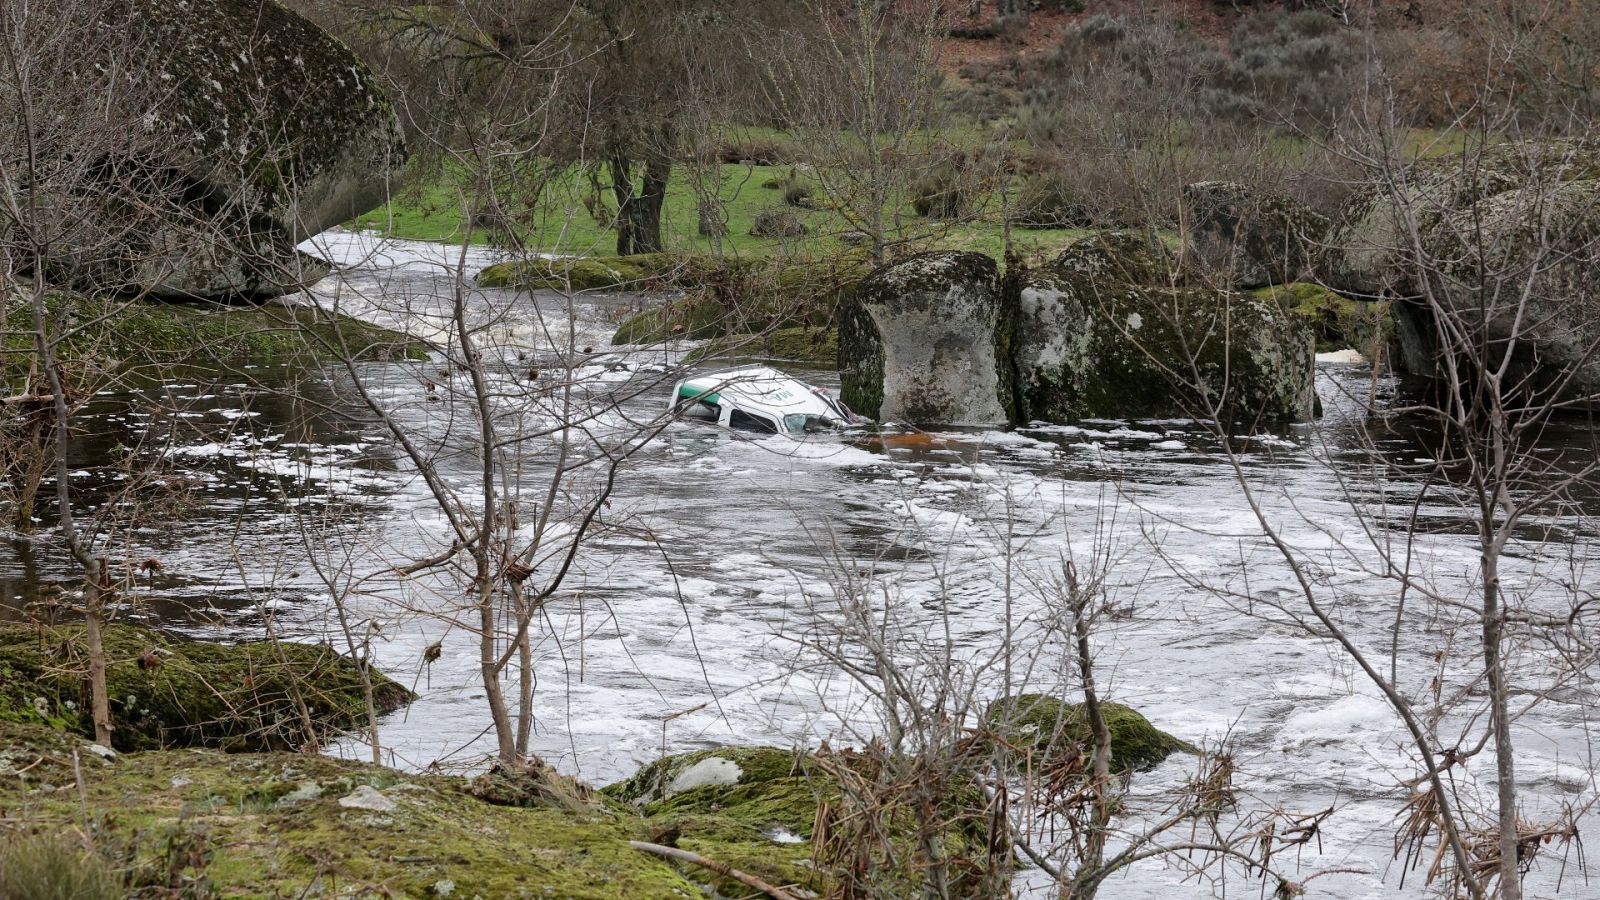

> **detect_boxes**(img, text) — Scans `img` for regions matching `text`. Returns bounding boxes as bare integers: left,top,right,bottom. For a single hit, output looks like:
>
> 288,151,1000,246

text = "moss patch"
604,746,1001,898
986,693,1196,773
1253,282,1392,355
0,721,700,899
0,624,412,752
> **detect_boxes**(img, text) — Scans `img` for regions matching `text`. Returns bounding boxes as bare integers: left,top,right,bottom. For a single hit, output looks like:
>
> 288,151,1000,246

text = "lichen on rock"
841,250,1012,425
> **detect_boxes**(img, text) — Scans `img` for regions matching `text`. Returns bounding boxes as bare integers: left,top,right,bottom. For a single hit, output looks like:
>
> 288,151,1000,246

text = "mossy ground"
0,624,412,752
986,693,1197,773
2,292,427,383
603,745,1003,898
1254,282,1392,355
0,720,701,899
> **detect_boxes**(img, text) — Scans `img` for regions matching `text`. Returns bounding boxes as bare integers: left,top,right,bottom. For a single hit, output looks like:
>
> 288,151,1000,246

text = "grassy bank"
2,293,428,381
351,160,1090,263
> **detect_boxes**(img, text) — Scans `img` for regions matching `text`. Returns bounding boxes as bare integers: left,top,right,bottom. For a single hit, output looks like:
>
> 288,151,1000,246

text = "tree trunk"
613,153,670,256
82,558,113,748
1482,547,1522,900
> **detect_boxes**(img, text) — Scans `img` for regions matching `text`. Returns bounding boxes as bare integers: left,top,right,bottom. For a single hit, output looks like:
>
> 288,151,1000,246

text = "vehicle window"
728,409,777,433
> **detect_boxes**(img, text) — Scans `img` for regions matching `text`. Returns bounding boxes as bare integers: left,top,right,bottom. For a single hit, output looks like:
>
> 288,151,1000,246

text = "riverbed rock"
1184,181,1329,289
1015,233,1317,422
1321,140,1600,396
47,0,403,300
839,251,1013,425
0,624,413,752
985,693,1197,773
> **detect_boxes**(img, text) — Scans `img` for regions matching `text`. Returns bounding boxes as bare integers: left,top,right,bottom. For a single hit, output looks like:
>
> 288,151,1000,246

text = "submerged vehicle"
670,365,862,435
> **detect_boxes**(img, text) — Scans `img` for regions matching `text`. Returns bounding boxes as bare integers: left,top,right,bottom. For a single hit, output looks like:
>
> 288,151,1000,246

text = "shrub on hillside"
912,164,968,219
750,208,808,238
1009,173,1091,229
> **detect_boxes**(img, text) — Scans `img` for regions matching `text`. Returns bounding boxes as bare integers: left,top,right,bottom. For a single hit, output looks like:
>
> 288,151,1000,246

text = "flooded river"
6,231,1597,898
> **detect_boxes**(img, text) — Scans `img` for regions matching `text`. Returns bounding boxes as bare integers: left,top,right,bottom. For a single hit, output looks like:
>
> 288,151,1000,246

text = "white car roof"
673,365,842,432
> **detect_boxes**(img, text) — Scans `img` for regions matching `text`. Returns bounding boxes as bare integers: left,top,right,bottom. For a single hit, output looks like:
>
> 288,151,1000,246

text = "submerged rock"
45,0,403,300
985,693,1197,773
840,251,1013,425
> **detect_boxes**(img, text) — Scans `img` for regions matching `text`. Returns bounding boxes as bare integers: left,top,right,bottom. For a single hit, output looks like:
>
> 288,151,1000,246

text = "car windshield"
783,413,834,433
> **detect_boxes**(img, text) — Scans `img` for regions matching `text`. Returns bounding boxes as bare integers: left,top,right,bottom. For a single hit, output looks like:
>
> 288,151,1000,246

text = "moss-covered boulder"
1183,181,1329,289
1016,234,1317,422
607,256,865,348
0,624,412,752
0,720,701,898
476,253,697,291
1053,230,1178,286
47,1,404,300
840,251,1013,425
689,327,839,366
986,693,1196,773
1255,282,1392,356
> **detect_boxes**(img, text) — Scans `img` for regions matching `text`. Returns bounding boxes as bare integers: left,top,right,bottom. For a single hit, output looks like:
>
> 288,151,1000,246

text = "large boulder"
45,0,403,300
1324,141,1600,297
1321,140,1600,396
1015,233,1318,422
1184,181,1328,289
840,251,1014,425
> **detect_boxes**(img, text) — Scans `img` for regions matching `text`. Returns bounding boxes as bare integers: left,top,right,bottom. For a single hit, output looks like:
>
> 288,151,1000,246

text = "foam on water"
4,232,1589,898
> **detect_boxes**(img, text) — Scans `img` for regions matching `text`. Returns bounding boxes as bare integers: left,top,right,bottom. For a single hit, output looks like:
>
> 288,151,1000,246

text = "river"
5,230,1596,898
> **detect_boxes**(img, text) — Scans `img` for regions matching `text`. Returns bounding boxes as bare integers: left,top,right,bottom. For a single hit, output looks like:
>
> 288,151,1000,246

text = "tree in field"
306,0,768,257
756,0,964,264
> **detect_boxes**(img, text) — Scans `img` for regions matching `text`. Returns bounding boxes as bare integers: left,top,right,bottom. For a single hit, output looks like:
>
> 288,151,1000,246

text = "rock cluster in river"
1186,141,1600,402
42,0,403,301
840,234,1319,426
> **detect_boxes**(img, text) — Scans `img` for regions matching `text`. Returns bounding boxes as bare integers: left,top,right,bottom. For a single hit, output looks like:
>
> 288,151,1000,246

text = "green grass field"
348,160,1089,266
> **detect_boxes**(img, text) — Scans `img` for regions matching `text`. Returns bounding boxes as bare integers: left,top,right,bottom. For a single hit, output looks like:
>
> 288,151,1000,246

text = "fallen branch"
628,840,812,900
